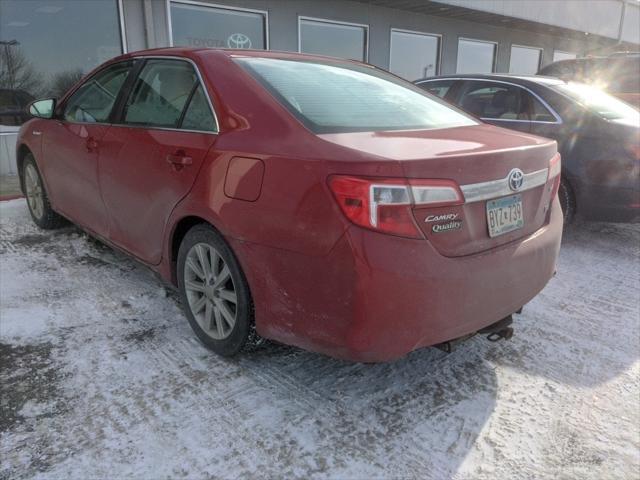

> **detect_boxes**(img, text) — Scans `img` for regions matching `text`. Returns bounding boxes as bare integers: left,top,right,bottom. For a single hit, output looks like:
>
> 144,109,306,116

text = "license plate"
486,195,524,238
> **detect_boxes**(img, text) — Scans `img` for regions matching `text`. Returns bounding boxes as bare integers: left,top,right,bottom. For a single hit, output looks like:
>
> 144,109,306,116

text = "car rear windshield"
553,82,640,123
235,57,476,134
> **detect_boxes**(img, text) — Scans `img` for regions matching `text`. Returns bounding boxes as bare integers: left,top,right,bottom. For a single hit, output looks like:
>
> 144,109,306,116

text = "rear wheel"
177,224,254,356
22,155,66,229
558,177,576,225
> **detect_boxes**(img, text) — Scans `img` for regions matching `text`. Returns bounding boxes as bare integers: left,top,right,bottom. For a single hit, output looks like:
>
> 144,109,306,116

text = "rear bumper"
236,198,562,362
342,199,562,361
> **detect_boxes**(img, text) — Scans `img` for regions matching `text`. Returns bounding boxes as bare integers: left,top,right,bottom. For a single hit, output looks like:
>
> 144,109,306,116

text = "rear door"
98,58,218,264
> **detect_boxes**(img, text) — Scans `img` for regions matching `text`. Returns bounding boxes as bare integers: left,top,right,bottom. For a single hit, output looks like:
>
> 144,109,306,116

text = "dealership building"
1,0,639,175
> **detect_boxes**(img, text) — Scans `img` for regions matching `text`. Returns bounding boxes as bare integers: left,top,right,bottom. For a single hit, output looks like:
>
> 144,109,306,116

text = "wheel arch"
169,215,211,285
16,143,33,193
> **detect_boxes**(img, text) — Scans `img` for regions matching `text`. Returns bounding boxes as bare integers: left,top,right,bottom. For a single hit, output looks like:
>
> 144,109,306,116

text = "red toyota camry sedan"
18,48,562,362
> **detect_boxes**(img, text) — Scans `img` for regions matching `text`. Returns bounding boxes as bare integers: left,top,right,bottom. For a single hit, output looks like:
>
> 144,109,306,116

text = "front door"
43,61,134,237
98,59,218,264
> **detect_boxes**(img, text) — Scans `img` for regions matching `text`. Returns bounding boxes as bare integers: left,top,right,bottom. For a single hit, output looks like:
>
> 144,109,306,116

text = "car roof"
414,73,566,87
112,46,364,66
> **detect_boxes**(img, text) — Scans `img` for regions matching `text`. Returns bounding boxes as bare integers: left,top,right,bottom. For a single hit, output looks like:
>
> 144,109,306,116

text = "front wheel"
22,154,66,229
177,224,254,356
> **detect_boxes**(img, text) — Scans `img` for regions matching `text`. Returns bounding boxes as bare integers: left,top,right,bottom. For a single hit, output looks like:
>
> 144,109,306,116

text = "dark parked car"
18,48,562,362
0,89,35,126
538,54,640,108
416,74,640,223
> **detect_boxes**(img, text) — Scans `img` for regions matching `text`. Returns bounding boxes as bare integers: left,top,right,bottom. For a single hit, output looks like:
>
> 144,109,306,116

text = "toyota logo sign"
508,168,524,191
227,33,252,49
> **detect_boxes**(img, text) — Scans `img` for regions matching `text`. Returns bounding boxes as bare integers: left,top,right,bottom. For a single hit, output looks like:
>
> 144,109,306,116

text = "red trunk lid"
320,124,558,257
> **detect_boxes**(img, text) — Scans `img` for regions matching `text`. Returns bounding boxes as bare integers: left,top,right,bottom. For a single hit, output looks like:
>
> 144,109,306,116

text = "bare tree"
49,69,84,98
0,45,43,97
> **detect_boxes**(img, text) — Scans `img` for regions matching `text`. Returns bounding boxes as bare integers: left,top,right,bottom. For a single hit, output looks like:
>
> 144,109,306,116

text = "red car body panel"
97,126,216,264
17,48,563,361
42,122,111,238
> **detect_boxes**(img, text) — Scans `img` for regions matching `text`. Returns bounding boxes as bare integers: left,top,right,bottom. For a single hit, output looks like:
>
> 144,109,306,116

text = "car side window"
458,82,528,120
124,59,198,128
418,80,455,99
63,61,133,123
181,84,216,132
521,90,557,122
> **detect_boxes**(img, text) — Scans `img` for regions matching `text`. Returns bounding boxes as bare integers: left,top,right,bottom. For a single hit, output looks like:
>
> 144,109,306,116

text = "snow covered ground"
1,198,639,479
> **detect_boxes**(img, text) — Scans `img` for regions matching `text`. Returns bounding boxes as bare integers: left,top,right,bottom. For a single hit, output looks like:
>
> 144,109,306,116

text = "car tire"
558,177,576,225
22,154,67,230
177,224,255,356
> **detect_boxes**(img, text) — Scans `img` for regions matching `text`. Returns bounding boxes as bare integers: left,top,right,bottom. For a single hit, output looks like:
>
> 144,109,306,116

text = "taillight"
328,175,463,238
548,153,562,199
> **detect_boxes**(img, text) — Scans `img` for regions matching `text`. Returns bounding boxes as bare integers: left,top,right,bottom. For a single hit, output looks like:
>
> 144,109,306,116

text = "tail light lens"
548,153,562,199
328,175,463,238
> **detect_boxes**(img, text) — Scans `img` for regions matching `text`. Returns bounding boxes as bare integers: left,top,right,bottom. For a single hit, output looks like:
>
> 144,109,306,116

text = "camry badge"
425,213,459,223
508,168,525,191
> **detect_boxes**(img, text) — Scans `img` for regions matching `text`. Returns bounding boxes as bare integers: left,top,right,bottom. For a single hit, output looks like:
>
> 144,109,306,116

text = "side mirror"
28,98,56,119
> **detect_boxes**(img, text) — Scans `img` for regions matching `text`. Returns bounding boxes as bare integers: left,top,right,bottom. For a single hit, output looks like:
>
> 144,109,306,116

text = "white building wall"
438,0,626,40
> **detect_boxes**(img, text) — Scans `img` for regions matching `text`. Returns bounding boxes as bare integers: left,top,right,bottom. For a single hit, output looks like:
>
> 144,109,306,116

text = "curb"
0,194,24,202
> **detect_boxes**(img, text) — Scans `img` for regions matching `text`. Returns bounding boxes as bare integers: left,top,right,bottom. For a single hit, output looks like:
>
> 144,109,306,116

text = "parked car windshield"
235,57,476,133
553,82,640,124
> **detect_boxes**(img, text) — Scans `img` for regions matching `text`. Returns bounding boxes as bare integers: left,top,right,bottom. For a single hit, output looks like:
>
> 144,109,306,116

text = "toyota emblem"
508,168,524,191
227,33,252,49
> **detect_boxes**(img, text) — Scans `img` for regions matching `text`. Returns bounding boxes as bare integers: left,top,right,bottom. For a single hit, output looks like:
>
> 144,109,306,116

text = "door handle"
86,137,99,152
166,150,193,170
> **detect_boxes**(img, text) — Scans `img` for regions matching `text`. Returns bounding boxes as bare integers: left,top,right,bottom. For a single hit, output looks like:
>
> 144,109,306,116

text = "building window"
389,29,440,81
170,1,267,50
456,38,497,74
298,17,368,62
0,0,124,126
509,45,542,74
553,50,577,62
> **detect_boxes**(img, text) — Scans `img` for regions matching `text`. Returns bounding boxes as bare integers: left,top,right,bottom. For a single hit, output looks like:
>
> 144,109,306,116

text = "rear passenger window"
526,94,556,122
458,83,523,119
181,84,216,132
457,81,556,122
124,59,197,128
418,80,455,98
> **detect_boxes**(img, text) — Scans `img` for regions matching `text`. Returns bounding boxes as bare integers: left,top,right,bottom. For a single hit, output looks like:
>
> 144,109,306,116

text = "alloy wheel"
24,163,44,220
184,243,237,340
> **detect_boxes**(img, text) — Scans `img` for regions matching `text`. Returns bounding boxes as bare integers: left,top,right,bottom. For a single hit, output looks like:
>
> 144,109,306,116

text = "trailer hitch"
479,315,514,342
434,314,516,352
486,327,514,342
